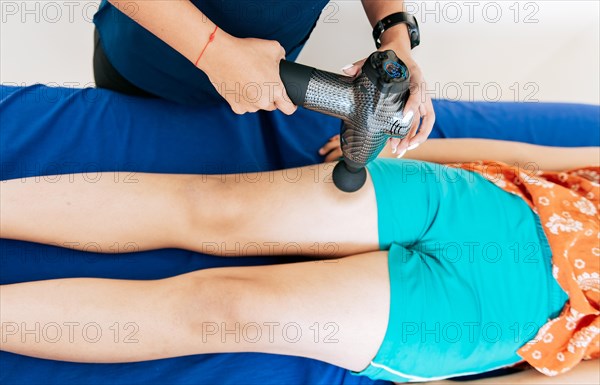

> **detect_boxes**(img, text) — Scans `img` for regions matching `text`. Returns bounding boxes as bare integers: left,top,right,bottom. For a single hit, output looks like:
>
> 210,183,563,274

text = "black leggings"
93,29,155,98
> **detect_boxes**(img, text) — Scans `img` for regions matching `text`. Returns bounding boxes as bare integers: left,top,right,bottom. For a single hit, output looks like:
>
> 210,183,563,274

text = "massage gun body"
280,50,413,191
302,70,412,170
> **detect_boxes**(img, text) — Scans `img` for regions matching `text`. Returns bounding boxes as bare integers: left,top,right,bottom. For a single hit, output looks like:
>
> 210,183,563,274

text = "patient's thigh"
187,251,390,372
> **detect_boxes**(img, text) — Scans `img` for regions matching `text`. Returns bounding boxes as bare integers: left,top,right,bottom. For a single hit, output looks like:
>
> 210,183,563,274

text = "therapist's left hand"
342,44,435,156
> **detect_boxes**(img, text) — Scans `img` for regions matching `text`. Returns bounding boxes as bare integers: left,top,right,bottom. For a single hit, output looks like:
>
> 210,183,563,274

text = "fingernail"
407,142,420,151
396,149,407,159
402,110,414,125
392,146,397,154
341,64,354,72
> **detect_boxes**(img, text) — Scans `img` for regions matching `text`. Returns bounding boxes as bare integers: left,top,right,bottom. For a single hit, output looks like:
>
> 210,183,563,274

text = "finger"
275,98,297,115
403,92,422,125
329,134,340,142
399,109,421,151
389,138,401,154
230,104,247,115
341,64,360,77
409,104,435,146
252,95,277,111
341,59,366,77
256,92,277,112
271,41,286,60
395,148,408,159
398,95,421,149
324,148,343,163
319,139,341,156
318,142,337,156
402,66,425,118
260,103,277,112
275,88,298,115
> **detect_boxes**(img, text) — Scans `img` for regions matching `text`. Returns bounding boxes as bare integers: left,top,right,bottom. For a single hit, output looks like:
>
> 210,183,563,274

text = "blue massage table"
1,84,598,385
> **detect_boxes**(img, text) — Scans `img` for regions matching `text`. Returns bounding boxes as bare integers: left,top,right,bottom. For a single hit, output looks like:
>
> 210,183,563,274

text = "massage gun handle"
279,60,316,107
280,52,410,107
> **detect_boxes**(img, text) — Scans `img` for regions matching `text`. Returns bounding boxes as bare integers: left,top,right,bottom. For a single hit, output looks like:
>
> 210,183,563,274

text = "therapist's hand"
342,44,435,155
198,34,297,115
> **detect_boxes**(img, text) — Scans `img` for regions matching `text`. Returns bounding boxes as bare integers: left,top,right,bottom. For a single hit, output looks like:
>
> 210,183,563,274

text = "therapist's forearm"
109,0,228,65
361,0,412,52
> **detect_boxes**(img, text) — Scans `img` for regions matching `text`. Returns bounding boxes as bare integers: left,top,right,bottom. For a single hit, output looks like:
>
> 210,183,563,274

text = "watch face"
383,60,407,80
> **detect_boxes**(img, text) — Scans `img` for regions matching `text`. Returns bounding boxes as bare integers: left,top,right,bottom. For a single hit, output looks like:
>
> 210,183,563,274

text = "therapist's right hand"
198,34,297,115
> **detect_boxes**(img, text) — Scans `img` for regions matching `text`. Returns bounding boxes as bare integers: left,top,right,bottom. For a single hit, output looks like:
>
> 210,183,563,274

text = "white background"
1,0,599,104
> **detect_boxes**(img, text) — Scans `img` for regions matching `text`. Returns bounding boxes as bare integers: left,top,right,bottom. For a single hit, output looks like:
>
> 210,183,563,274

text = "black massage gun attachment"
332,161,367,193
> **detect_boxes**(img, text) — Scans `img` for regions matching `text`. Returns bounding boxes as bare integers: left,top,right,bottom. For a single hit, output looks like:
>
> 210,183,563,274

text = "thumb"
341,59,366,77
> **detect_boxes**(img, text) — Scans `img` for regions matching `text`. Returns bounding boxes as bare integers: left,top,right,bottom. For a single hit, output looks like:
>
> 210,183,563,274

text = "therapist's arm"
108,0,296,115
354,1,435,152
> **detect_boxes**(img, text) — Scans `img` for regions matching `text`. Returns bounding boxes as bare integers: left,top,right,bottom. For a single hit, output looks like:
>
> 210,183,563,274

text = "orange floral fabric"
448,161,599,376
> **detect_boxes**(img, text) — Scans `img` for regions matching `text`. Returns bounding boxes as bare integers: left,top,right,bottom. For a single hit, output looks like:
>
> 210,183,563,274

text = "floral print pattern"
545,213,584,235
574,197,597,216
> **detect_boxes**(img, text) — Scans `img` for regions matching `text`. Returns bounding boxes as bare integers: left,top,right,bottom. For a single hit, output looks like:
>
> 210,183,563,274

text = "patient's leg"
0,251,389,371
0,164,378,257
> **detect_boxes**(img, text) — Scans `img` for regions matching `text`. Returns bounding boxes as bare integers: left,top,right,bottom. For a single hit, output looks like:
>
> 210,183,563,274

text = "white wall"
1,0,598,104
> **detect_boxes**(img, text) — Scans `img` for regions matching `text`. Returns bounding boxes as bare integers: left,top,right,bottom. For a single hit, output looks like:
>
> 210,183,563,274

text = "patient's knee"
174,270,259,346
181,176,243,248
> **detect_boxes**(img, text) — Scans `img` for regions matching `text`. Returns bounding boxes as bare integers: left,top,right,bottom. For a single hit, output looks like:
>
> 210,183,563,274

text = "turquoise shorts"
354,159,568,382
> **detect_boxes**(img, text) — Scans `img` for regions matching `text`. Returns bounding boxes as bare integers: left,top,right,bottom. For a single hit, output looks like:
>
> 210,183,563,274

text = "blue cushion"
431,100,599,146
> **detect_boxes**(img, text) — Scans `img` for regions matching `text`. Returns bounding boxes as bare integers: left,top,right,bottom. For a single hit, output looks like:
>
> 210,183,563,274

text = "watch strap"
373,12,420,49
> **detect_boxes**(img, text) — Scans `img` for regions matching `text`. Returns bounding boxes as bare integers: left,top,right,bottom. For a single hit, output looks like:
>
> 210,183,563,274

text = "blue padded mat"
1,84,598,385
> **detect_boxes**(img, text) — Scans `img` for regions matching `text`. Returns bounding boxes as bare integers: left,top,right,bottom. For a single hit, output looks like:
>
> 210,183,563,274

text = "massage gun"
280,50,413,192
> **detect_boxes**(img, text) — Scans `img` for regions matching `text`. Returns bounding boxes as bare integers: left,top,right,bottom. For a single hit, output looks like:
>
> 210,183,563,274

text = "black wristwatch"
372,12,420,49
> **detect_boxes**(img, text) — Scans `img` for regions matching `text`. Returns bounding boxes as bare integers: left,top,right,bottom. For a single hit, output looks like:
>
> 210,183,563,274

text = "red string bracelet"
195,25,218,67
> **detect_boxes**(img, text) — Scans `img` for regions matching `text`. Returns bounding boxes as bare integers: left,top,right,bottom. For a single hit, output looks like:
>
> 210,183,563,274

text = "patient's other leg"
0,251,389,372
0,164,378,257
